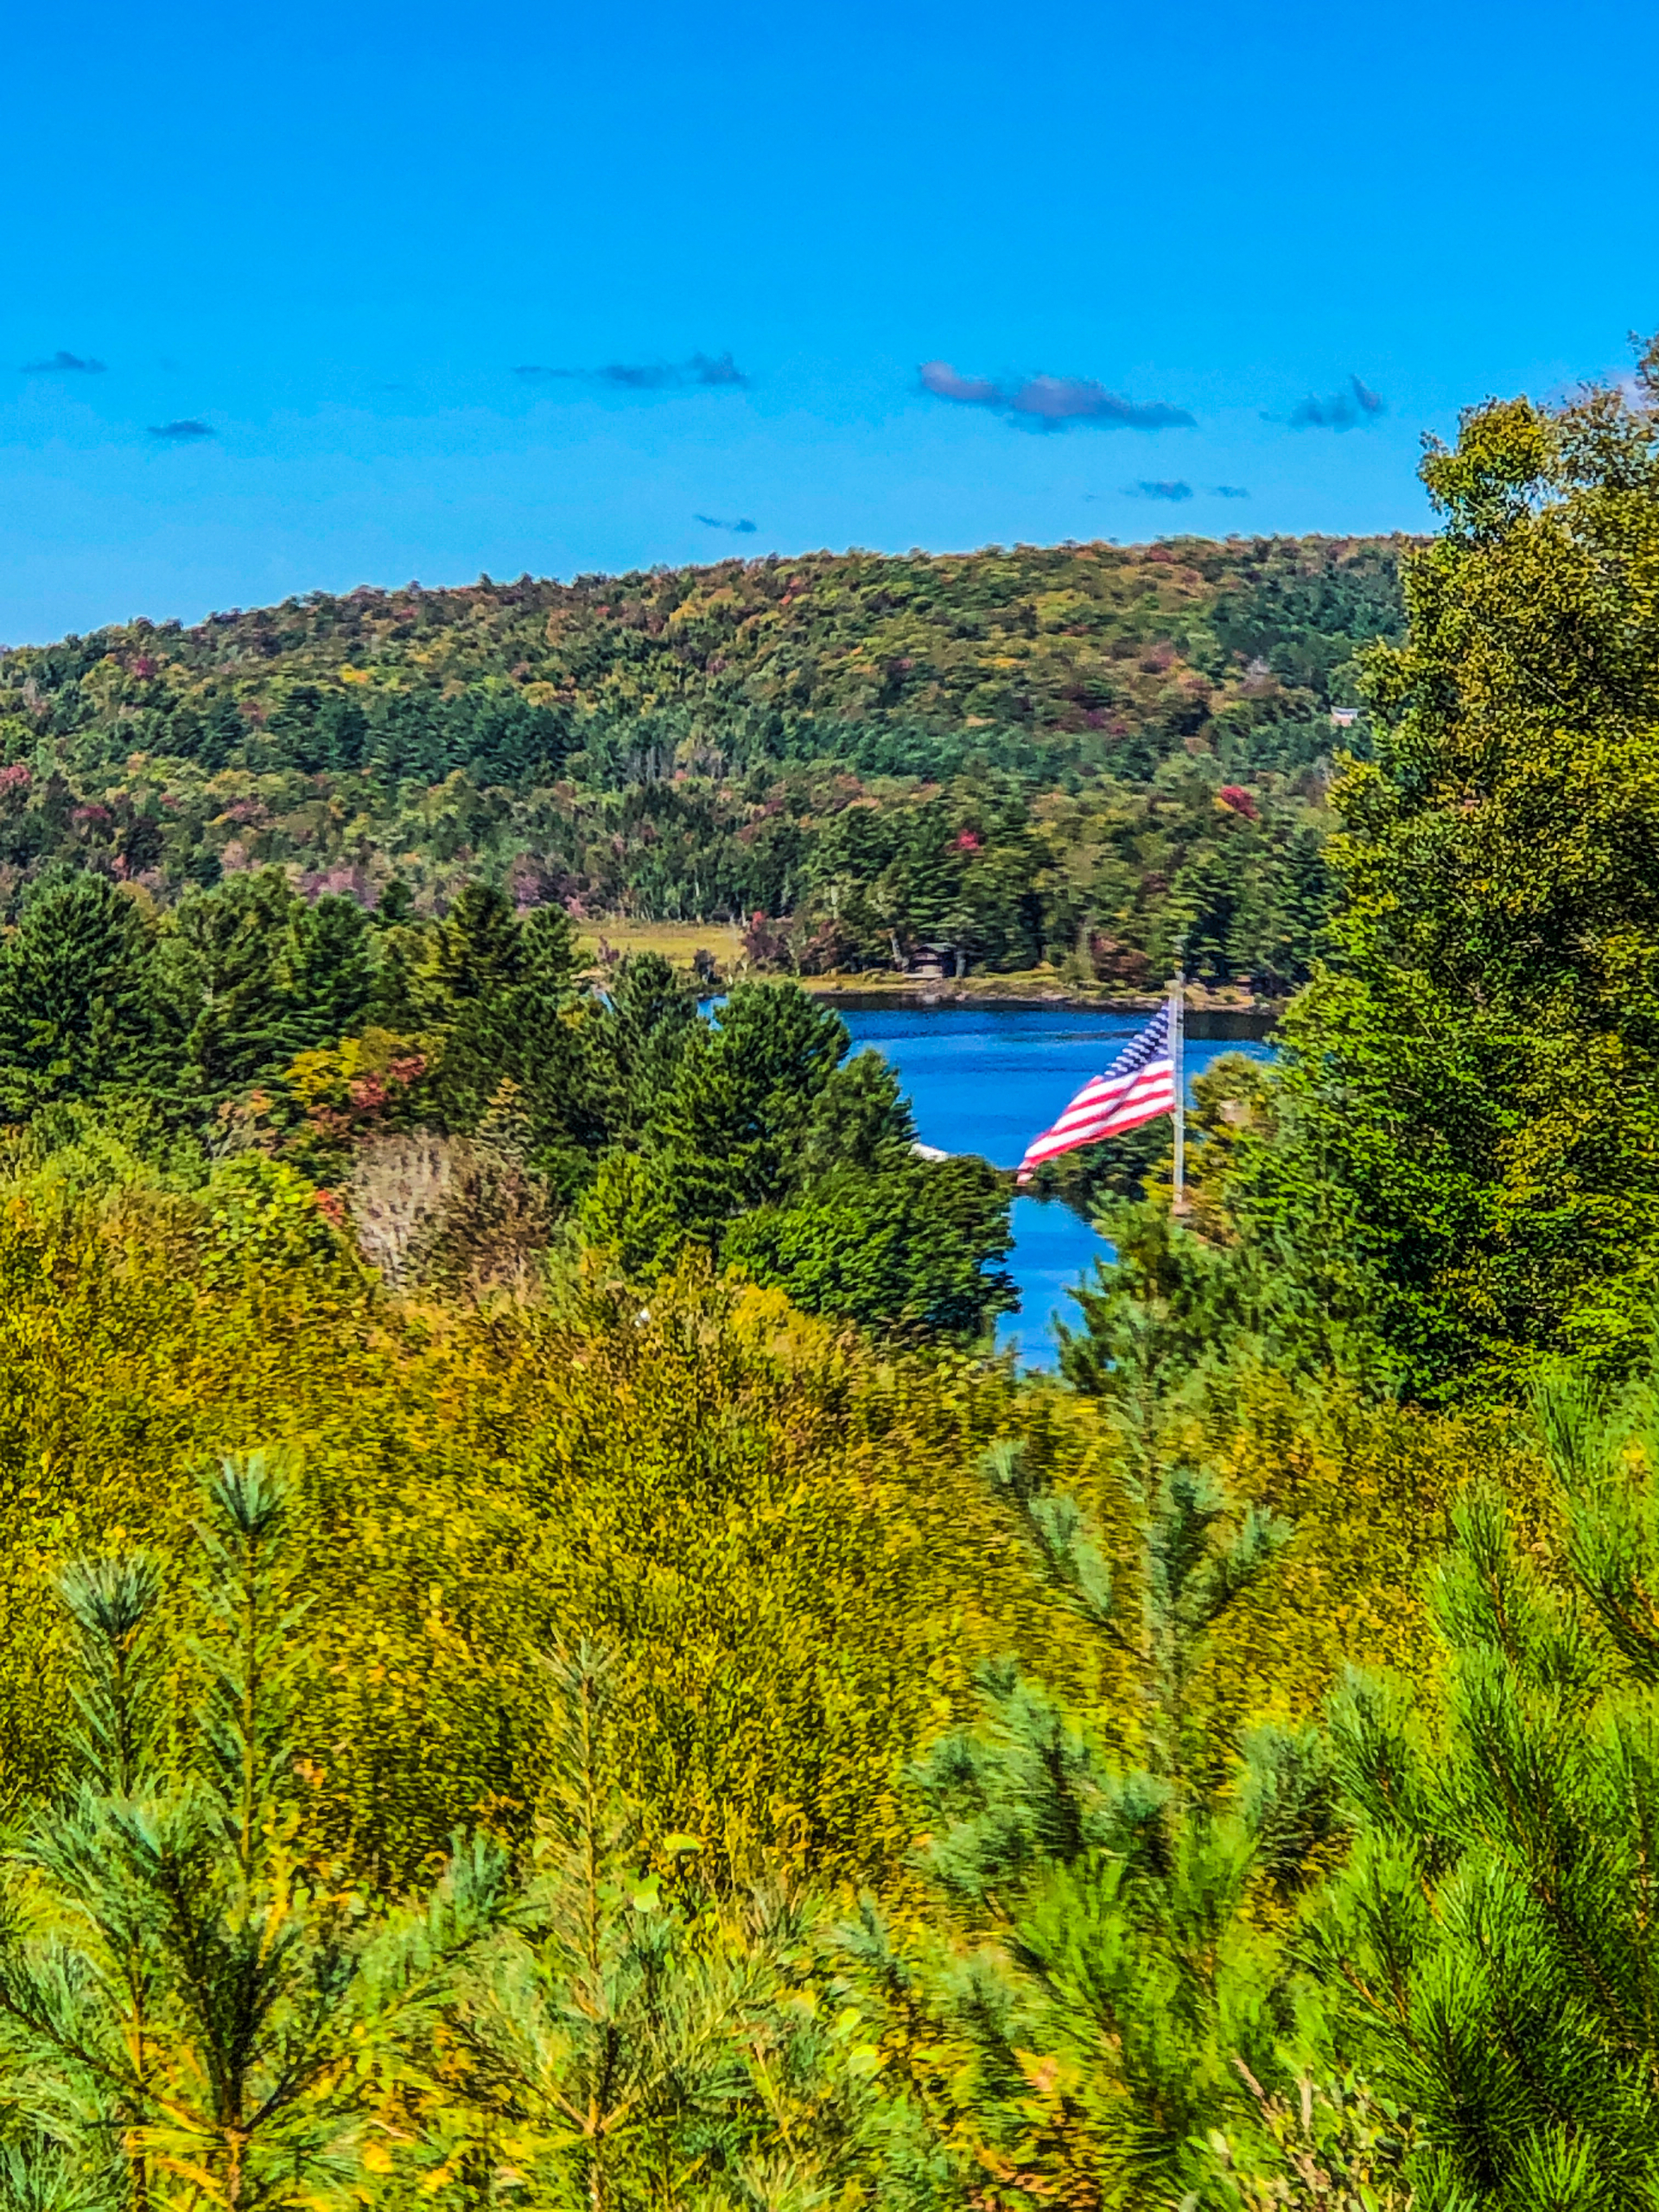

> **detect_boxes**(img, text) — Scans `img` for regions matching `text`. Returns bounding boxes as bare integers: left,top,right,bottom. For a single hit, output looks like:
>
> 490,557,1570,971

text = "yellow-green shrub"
0,1183,1106,1891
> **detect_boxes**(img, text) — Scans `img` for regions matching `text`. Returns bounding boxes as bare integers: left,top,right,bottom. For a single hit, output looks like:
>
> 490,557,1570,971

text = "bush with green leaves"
582,982,1015,1342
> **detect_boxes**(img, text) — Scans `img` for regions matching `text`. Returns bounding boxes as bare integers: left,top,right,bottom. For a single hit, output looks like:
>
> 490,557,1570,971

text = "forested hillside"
0,534,1405,989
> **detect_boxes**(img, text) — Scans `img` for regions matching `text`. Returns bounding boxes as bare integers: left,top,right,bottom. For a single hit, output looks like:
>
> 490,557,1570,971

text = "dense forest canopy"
0,534,1407,989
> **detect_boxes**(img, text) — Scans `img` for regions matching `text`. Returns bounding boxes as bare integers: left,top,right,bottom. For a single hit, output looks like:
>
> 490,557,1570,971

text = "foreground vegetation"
0,351,1654,2205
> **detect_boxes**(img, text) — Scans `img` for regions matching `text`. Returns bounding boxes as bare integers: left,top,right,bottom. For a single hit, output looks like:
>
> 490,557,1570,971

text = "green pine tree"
435,1642,890,2211
420,883,524,1023
648,982,850,1232
153,871,299,1105
582,951,696,1147
366,916,427,1034
279,892,374,1052
1313,1360,1659,2208
0,874,157,1119
0,1453,506,2209
863,1437,1332,2204
429,902,601,1171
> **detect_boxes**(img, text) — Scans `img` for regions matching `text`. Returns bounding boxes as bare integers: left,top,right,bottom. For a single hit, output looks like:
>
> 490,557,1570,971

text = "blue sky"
3,0,1654,642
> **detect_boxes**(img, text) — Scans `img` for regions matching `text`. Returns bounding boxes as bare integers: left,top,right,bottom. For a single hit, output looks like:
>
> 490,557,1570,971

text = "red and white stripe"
1015,1056,1176,1182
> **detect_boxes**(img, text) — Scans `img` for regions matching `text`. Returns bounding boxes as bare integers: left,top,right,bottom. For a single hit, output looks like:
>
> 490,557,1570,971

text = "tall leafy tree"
1239,346,1659,1394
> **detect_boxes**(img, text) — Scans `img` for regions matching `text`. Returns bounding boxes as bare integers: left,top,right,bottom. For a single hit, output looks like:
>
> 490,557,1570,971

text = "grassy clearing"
574,918,747,969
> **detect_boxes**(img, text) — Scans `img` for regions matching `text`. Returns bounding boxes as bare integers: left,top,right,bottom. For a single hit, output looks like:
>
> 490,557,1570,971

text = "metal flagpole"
1171,955,1186,1217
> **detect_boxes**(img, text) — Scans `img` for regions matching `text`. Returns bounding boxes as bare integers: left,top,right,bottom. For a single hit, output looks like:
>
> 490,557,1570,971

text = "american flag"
1016,1003,1177,1183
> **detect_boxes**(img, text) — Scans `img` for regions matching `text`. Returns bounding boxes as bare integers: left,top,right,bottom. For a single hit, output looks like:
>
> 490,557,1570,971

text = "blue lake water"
838,1004,1274,1370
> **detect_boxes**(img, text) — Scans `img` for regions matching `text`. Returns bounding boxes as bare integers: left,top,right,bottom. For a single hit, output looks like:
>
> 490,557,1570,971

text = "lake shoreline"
807,977,1281,1038
575,921,1283,1033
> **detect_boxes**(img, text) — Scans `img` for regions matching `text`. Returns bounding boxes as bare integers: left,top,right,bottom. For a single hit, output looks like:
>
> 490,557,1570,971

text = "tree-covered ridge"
0,534,1407,988
1,533,1406,756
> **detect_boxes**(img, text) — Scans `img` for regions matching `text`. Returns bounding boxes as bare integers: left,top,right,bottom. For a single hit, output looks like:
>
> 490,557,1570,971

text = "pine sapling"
0,1452,508,2210
884,1437,1323,2203
442,1641,885,2211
